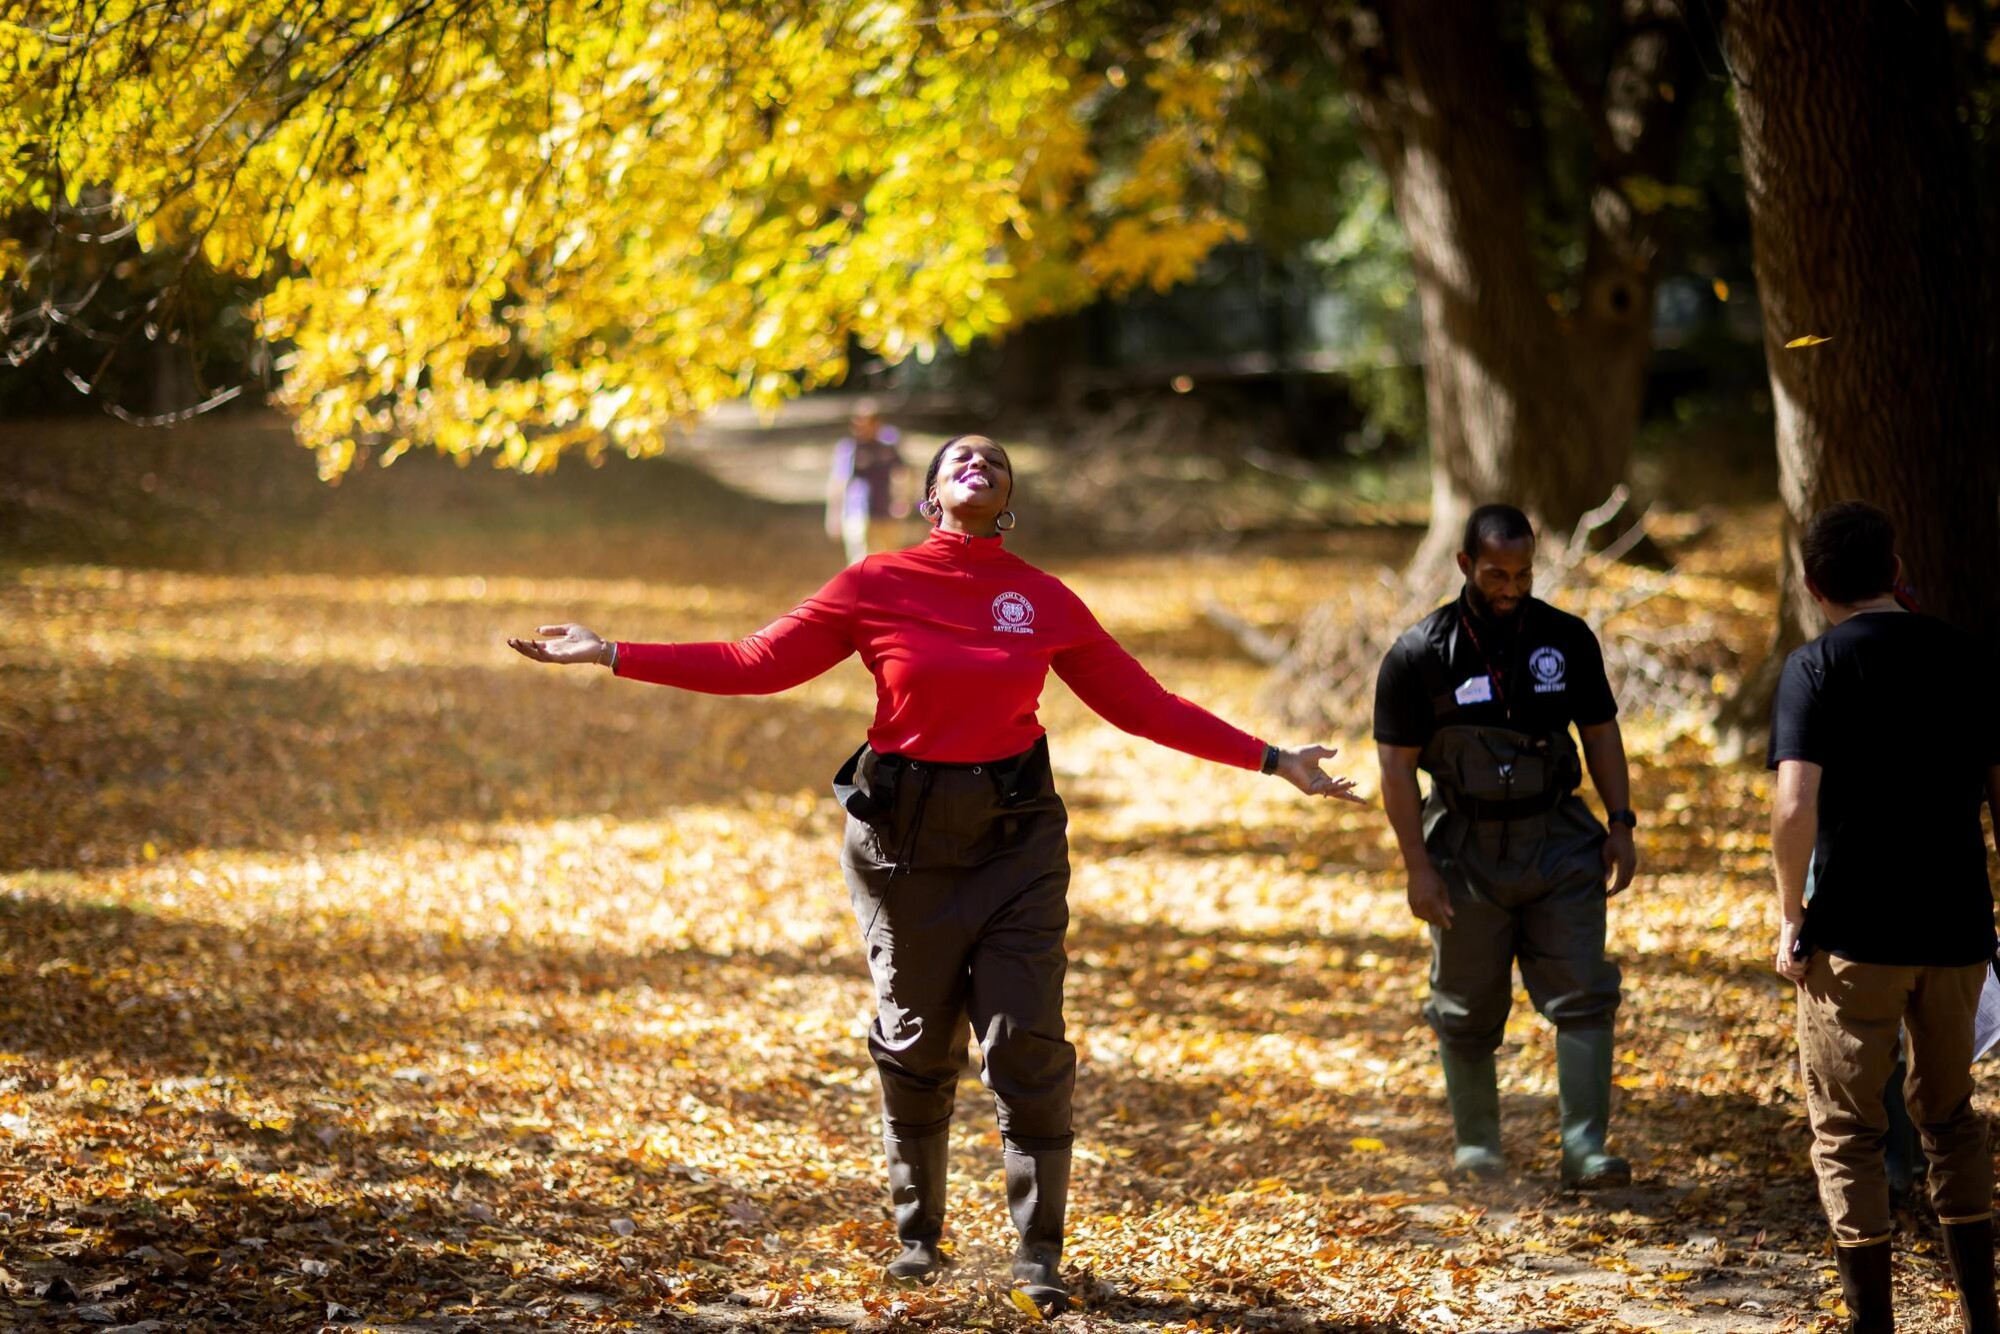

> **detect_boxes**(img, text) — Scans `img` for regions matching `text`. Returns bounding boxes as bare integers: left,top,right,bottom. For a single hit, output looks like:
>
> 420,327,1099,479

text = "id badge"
1453,675,1494,706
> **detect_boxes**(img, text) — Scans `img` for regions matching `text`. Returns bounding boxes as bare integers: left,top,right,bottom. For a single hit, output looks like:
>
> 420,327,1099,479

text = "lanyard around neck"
1459,608,1510,711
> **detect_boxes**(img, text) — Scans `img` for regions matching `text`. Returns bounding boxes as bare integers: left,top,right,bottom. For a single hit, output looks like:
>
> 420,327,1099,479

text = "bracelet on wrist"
602,641,619,671
1606,808,1637,829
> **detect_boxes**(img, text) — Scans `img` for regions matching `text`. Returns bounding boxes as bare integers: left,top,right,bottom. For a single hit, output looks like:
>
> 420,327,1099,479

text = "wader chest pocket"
1423,726,1577,805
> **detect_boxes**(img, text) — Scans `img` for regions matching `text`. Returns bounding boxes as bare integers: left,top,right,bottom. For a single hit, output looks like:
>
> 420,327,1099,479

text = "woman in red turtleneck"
510,436,1361,1310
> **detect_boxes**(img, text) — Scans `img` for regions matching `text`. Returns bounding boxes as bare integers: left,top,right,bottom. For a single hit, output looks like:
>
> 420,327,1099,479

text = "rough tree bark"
1328,0,1693,575
1716,0,2000,749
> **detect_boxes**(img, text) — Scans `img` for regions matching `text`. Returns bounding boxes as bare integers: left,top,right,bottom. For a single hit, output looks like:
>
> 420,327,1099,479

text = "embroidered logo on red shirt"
992,592,1036,634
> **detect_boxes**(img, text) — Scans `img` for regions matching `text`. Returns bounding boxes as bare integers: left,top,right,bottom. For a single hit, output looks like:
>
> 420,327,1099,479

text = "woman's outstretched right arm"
507,568,859,696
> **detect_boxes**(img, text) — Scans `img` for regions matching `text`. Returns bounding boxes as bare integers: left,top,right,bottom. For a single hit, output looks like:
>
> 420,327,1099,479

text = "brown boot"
1942,1219,1998,1334
1835,1238,1893,1334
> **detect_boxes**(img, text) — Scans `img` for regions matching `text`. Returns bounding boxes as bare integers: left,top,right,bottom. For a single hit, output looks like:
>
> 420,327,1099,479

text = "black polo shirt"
1373,594,1619,750
1767,611,1999,966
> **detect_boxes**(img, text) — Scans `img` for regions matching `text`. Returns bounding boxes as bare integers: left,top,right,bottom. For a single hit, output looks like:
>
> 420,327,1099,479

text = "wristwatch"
1260,743,1281,775
1606,808,1638,829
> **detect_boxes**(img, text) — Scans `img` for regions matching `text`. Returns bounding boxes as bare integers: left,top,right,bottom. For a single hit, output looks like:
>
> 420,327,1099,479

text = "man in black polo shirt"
1769,501,2000,1334
1374,504,1638,1186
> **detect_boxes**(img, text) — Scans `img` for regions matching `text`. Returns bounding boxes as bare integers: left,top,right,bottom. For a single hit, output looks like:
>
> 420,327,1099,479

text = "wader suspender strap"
1411,625,1461,724
1407,626,1458,830
890,767,936,878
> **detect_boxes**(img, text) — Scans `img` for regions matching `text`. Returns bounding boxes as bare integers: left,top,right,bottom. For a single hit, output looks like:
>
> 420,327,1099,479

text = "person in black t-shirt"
1374,504,1638,1187
1768,501,2000,1334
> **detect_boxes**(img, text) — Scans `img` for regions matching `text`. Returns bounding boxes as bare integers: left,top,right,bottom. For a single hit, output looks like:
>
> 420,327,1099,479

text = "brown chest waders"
834,738,1074,1304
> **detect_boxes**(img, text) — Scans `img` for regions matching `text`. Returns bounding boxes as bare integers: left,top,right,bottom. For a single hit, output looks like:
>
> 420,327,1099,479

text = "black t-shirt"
1767,612,1999,966
1373,594,1619,751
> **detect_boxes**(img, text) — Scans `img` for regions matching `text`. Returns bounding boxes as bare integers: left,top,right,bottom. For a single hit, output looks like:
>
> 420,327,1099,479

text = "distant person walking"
826,399,909,565
510,435,1364,1312
1770,501,2000,1334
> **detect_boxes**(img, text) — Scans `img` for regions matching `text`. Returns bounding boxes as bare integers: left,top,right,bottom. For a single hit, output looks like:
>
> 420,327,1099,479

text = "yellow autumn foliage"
0,1,1272,476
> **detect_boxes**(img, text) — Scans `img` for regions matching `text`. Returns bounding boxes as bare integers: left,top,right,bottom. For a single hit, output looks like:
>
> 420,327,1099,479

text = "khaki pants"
1797,953,1992,1244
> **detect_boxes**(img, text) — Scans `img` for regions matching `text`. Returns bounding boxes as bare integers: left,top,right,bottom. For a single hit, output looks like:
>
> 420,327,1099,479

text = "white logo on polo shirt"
1529,646,1567,693
993,591,1036,634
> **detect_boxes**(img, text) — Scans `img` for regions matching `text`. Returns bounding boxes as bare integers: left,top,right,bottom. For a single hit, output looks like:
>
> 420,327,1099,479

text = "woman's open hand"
1275,744,1367,803
507,624,610,665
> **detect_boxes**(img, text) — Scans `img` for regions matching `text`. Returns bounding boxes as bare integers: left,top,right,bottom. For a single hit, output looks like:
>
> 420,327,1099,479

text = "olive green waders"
837,739,1075,1309
1419,725,1627,1185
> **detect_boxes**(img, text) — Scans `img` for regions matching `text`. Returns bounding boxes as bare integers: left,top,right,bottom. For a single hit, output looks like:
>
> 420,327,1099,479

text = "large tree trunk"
1335,0,1690,575
1354,0,1609,574
1571,1,1690,520
1717,0,2000,750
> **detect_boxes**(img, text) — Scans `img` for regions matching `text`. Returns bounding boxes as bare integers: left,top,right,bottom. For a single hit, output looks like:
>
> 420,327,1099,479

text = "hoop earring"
918,498,940,522
995,510,1017,531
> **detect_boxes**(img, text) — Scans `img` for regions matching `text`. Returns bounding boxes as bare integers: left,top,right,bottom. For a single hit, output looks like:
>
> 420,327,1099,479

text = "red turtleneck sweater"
613,528,1267,769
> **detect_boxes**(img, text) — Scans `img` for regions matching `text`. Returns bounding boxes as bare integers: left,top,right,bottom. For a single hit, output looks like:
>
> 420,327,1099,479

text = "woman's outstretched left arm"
1052,626,1364,803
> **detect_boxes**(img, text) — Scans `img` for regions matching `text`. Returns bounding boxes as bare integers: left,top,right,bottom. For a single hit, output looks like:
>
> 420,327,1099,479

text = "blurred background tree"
1,1,1258,474
4,0,1996,729
0,0,1742,517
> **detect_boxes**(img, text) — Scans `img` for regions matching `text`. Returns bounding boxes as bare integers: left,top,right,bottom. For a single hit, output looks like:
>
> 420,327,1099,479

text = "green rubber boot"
1439,1047,1507,1178
1556,1027,1631,1188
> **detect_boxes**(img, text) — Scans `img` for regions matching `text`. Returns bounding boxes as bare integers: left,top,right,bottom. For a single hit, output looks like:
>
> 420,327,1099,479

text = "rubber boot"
1005,1145,1070,1313
1439,1047,1507,1178
1835,1238,1894,1333
883,1132,949,1284
1942,1219,1998,1334
1556,1027,1631,1188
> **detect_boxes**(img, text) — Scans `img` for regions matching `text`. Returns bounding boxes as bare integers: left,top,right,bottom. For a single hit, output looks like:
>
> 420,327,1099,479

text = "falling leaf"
1712,279,1729,302
1785,334,1833,348
1008,1287,1046,1321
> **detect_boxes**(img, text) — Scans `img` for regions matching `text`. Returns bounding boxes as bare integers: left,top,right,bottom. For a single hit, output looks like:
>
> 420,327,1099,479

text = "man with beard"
1373,504,1639,1185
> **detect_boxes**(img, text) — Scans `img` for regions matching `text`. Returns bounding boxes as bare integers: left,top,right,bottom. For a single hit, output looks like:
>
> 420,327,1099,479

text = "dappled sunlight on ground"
0,438,1972,1330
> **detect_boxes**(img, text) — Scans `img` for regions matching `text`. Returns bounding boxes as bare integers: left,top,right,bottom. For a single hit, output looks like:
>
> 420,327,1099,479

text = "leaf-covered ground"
1,418,1991,1332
